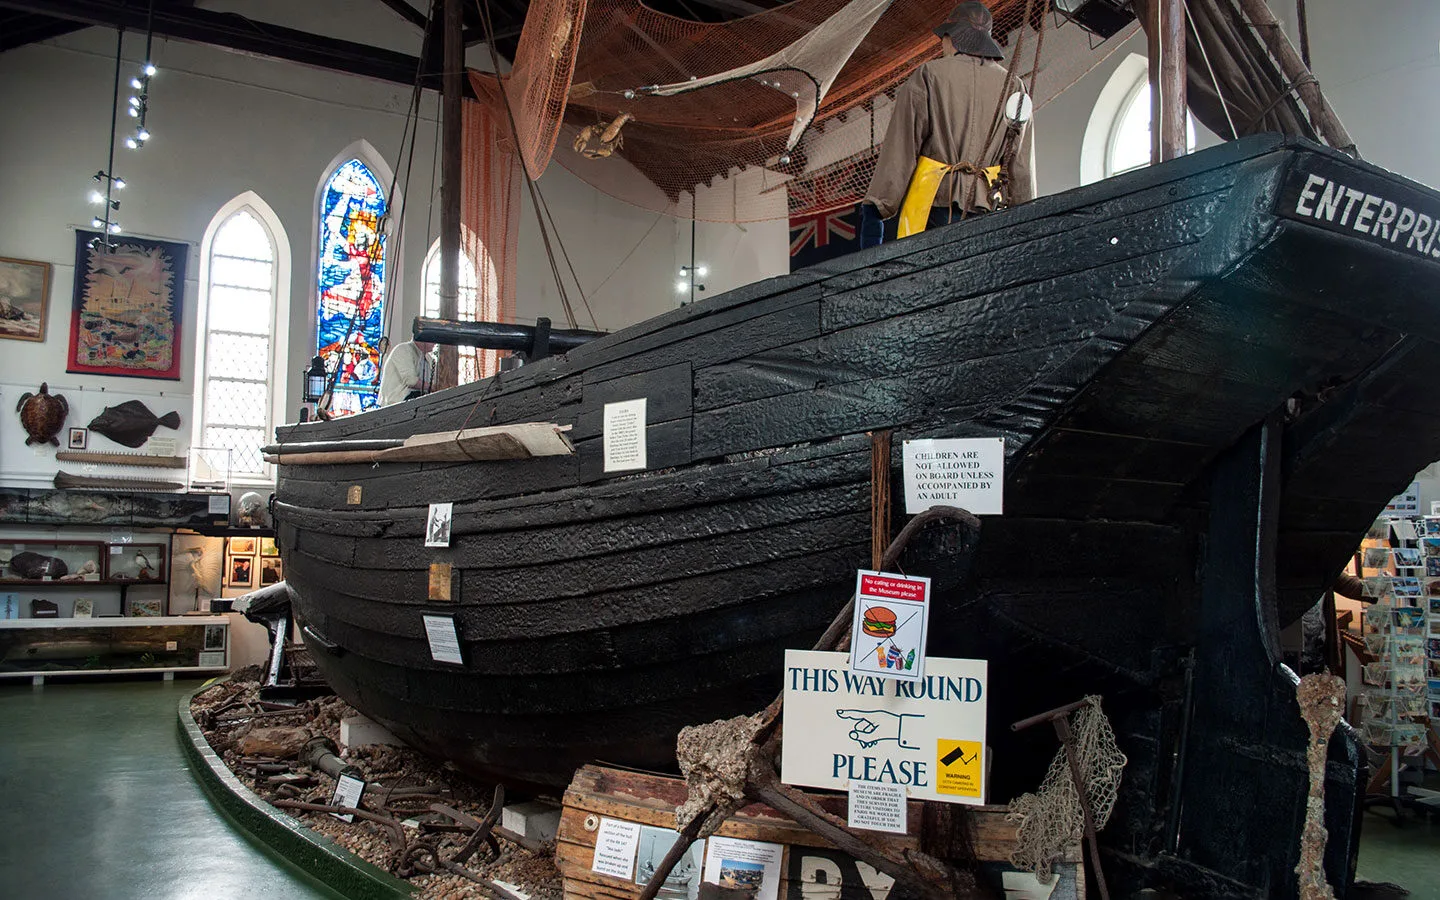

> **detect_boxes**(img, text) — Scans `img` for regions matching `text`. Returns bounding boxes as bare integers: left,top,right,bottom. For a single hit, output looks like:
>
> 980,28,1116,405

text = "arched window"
1106,80,1197,177
317,158,388,416
1080,53,1197,185
195,194,290,481
421,238,500,384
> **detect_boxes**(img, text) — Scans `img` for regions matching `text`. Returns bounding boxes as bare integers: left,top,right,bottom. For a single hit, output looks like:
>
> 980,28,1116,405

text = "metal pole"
436,0,463,389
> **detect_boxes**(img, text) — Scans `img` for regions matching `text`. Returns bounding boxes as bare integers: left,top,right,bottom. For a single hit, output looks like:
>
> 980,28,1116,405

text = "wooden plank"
555,766,1083,900
377,422,574,462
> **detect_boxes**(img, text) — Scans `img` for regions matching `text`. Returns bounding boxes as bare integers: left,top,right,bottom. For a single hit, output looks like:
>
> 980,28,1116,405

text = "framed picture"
203,624,226,651
425,502,453,548
67,427,88,449
227,536,257,555
260,537,279,557
259,557,283,586
67,231,188,380
0,256,52,342
227,555,254,588
128,598,162,617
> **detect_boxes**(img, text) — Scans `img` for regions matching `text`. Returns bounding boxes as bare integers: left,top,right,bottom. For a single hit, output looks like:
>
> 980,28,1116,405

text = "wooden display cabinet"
0,540,104,585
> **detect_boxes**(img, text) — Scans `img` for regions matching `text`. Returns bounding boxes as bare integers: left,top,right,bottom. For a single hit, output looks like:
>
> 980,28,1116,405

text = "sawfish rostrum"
88,401,181,448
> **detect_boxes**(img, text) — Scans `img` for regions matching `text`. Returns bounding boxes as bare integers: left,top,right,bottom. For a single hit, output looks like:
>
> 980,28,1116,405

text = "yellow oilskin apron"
896,156,1004,239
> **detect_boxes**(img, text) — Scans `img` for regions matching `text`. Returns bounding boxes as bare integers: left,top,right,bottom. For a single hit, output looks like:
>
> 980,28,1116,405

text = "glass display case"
103,542,167,583
0,540,104,584
0,616,229,677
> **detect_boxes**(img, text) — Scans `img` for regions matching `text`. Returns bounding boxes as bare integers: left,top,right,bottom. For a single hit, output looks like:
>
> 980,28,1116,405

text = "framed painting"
68,231,188,380
0,256,52,342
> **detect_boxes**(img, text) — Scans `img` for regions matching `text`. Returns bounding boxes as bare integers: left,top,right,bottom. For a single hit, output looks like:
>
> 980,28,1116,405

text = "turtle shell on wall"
16,383,68,446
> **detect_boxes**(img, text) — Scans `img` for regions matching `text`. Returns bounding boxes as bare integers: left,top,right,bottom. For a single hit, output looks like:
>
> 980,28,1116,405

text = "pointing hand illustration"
836,709,922,750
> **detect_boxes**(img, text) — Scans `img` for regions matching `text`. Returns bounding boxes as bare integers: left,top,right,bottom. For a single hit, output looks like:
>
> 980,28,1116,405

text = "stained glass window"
422,243,488,384
317,158,387,416
202,209,276,477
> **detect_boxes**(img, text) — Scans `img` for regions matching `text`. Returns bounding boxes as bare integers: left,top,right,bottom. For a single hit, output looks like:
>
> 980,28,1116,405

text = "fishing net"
1006,696,1127,883
459,95,521,380
475,0,1139,222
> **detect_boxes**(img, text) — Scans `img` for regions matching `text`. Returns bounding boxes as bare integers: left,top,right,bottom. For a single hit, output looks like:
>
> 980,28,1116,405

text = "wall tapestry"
68,231,187,380
0,256,52,342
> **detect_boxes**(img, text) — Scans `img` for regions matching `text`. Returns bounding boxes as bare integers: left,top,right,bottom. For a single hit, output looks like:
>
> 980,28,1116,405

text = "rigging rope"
1184,0,1239,139
475,0,582,330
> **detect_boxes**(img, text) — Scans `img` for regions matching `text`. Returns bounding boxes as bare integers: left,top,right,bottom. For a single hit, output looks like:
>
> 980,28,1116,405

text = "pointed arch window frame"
313,145,400,416
192,191,291,484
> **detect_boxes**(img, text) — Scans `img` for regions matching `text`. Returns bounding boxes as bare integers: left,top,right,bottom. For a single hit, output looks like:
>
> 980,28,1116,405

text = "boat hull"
277,136,1440,895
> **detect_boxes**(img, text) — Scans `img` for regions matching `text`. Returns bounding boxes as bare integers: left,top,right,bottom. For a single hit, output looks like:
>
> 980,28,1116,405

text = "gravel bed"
192,672,563,899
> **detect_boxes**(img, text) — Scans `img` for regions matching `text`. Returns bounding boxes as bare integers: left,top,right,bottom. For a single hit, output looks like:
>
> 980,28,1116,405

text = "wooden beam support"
1234,0,1357,156
435,0,463,391
1149,0,1187,163
375,0,427,29
0,0,469,93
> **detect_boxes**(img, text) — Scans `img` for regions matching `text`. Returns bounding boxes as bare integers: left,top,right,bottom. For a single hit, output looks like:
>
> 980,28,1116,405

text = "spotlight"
137,128,150,142
676,280,688,294
92,217,104,228
129,96,141,107
90,190,105,204
113,177,126,190
108,199,120,210
131,77,144,90
144,63,156,77
108,223,122,234
93,170,105,182
696,265,708,278
125,137,139,149
128,107,139,118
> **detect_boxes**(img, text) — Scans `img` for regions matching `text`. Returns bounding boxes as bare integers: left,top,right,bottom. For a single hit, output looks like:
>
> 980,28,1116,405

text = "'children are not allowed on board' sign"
781,649,987,805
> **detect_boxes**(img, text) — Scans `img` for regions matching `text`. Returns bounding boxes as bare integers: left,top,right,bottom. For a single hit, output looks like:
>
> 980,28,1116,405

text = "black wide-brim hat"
933,1,1006,60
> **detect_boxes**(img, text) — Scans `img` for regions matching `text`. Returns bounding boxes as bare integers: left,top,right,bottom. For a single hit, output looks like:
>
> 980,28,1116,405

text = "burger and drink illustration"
849,570,931,681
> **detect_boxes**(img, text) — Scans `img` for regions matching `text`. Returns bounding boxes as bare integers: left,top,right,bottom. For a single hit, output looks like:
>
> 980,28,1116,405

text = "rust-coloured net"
476,0,1138,223
457,94,521,381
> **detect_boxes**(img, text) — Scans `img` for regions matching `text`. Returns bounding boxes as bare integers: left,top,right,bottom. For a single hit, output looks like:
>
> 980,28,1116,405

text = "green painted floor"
1358,805,1440,899
0,678,343,900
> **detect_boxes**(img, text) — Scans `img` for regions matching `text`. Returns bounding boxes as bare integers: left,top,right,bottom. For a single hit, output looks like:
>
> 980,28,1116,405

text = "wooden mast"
1234,0,1357,156
1148,0,1187,164
435,0,463,390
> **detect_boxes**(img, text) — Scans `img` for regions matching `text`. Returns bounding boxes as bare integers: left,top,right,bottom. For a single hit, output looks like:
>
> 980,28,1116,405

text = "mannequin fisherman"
859,1,1037,247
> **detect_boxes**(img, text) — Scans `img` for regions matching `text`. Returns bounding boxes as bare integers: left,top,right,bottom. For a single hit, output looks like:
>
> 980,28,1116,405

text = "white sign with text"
603,398,647,473
782,650,987,805
591,817,641,880
903,437,1004,515
849,571,929,683
847,780,908,834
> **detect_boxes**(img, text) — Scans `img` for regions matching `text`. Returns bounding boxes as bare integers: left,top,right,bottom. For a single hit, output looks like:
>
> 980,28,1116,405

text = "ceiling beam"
375,0,428,30
462,24,525,47
0,13,87,52
0,0,473,93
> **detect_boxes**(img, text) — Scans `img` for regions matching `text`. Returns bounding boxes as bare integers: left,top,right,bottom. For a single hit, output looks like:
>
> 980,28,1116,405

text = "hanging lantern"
303,356,327,403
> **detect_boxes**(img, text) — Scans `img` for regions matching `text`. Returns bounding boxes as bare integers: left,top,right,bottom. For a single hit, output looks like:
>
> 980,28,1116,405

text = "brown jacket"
863,53,1036,218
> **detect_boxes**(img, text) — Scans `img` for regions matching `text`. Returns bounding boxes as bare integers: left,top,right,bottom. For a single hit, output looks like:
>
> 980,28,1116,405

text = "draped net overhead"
470,0,1136,223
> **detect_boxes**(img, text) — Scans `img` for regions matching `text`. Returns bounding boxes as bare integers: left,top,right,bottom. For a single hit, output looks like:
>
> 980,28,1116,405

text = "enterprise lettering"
1291,172,1440,259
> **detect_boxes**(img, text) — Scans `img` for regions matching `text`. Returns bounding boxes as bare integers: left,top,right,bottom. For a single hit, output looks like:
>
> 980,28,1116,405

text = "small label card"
603,398,647,473
422,614,464,665
329,773,366,823
847,781,908,834
591,817,641,880
208,494,230,514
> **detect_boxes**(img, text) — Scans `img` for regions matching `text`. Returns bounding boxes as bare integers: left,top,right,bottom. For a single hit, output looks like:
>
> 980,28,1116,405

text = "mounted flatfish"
88,400,181,449
9,551,68,580
16,383,68,446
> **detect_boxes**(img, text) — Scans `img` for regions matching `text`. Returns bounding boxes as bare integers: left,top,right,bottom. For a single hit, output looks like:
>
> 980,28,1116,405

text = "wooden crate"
558,765,1085,899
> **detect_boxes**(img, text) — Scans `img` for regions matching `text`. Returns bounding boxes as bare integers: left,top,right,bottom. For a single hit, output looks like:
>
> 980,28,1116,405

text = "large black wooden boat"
274,135,1440,895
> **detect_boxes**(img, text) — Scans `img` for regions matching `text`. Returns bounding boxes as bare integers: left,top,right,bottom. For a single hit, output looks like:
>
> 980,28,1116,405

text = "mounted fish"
16,383,68,446
9,550,68,580
87,400,181,449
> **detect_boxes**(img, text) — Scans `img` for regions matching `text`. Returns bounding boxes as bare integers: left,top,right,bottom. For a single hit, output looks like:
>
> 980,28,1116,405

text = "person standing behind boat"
859,1,1036,248
378,339,436,405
